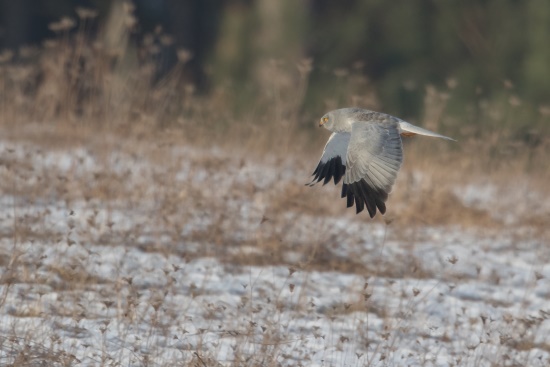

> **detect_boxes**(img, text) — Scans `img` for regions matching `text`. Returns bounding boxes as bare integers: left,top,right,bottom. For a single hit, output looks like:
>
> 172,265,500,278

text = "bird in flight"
307,108,455,218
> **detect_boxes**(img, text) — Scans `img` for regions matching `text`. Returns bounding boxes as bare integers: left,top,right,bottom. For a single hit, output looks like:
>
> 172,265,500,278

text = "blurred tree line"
1,0,549,129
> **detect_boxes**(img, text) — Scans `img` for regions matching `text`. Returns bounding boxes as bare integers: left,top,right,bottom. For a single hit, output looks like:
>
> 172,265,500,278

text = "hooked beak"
318,118,325,127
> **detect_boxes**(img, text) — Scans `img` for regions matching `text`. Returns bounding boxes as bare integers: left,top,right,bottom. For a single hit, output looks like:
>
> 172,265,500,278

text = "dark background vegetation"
1,0,549,134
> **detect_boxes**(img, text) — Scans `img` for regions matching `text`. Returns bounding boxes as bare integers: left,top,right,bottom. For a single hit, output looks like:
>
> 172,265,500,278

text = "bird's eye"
323,117,328,122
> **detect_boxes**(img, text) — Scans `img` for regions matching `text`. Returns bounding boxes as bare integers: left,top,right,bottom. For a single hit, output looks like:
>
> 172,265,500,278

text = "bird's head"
318,109,353,132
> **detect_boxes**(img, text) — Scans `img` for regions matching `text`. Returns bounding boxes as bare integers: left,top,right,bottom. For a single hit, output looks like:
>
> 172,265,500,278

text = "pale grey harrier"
307,108,455,218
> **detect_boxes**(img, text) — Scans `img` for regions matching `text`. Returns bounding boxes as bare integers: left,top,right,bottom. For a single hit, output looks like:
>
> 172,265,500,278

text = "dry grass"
1,17,550,367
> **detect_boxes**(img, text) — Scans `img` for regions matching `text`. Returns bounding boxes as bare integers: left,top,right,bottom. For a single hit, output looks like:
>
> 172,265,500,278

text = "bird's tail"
398,121,456,141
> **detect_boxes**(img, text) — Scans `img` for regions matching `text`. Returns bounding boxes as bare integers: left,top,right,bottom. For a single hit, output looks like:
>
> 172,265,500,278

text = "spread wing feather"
307,132,351,186
343,121,403,218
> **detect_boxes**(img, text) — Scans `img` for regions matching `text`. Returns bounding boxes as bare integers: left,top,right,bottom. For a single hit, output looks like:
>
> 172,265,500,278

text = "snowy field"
0,129,549,366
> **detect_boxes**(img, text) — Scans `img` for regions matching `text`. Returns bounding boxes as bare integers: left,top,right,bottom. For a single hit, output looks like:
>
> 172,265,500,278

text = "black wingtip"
346,191,354,208
334,162,345,185
322,159,335,186
307,156,346,188
341,183,348,198
355,195,364,214
343,179,389,218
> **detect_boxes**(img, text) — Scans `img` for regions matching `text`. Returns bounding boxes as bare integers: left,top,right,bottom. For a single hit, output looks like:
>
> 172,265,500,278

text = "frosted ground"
0,129,549,366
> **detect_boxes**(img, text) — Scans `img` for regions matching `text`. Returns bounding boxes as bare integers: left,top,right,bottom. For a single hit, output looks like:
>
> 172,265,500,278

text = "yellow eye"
323,117,328,122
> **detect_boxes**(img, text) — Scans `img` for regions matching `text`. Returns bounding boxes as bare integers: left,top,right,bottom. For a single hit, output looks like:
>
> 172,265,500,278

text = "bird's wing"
307,132,351,186
342,120,403,217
